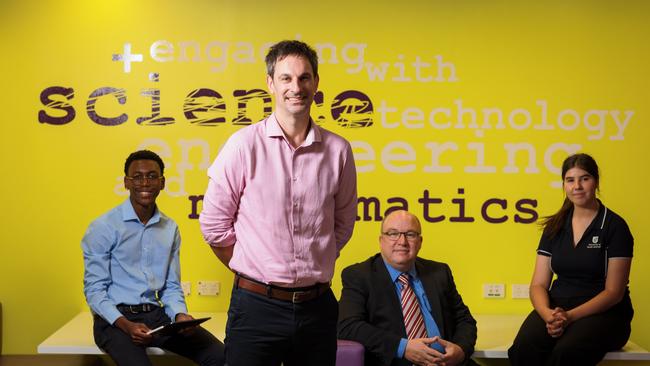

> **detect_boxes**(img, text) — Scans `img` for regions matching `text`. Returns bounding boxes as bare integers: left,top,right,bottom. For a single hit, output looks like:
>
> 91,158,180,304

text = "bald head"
381,210,422,234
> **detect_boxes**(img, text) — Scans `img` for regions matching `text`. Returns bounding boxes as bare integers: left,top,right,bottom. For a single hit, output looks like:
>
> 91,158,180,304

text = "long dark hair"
540,153,600,238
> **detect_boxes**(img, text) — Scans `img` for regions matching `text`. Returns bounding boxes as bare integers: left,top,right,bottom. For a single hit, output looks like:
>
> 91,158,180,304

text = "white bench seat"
38,312,650,361
473,314,650,361
38,312,225,355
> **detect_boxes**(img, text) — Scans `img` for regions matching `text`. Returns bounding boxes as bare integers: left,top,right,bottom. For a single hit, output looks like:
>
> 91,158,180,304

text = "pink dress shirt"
199,114,357,287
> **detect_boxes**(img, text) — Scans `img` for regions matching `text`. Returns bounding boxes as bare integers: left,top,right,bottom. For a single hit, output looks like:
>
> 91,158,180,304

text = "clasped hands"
404,336,465,366
545,307,570,338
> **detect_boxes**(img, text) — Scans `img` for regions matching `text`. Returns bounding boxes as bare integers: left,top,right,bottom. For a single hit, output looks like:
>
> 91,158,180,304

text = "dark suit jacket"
338,254,478,366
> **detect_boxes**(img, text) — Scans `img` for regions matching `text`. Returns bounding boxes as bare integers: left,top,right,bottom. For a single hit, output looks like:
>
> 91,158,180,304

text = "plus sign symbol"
112,43,143,73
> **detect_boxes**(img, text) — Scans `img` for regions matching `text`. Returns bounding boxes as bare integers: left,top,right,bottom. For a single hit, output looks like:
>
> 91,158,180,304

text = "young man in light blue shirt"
82,150,224,366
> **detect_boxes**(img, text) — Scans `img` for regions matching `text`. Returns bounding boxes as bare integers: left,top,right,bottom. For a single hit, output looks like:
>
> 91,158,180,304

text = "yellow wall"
1,1,649,361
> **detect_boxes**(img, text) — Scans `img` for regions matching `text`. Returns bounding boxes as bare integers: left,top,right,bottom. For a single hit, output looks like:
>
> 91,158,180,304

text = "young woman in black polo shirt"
508,153,634,366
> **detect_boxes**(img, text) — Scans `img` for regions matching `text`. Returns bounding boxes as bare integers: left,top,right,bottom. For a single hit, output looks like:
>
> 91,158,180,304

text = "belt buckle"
292,290,308,303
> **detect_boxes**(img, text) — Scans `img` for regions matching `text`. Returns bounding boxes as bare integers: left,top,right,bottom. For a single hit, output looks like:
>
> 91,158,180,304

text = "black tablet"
147,317,211,336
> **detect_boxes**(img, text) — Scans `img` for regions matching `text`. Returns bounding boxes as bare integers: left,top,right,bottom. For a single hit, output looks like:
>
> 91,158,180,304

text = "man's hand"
404,338,441,365
175,313,197,335
211,245,234,268
429,337,466,366
114,316,152,345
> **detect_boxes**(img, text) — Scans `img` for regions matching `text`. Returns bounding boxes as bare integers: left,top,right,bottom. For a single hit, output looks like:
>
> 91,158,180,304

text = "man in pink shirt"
199,40,357,366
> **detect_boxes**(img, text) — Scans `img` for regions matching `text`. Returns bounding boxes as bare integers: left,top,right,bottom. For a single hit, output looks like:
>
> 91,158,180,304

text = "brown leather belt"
235,274,330,303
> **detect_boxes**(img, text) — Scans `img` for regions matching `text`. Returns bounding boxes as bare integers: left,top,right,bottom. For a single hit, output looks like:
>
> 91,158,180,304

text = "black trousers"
224,286,338,366
93,307,225,366
508,294,633,366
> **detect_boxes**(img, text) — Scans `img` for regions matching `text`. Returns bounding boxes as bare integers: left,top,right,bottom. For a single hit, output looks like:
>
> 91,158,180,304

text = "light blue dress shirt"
82,199,187,324
383,260,444,358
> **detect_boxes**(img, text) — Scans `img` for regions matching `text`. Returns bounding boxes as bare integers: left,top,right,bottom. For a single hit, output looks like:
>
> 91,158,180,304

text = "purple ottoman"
336,339,365,366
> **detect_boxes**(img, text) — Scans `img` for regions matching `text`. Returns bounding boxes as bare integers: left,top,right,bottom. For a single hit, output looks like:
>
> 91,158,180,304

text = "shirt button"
293,177,298,181
293,202,298,207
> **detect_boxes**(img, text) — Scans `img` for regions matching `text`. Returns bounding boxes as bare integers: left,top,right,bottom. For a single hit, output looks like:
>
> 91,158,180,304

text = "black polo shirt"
537,201,633,299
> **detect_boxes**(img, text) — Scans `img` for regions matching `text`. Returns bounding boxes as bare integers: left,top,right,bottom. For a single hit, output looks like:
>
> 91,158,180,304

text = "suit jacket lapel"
416,259,445,337
372,254,407,337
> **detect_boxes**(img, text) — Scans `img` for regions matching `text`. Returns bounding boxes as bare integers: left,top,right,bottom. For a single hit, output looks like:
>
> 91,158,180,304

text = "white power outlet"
483,283,505,298
181,281,191,296
511,284,529,299
197,281,220,296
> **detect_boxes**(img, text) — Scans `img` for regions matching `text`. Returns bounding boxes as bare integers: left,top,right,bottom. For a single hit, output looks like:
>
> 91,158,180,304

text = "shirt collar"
265,113,322,147
383,258,417,283
563,198,606,232
120,198,160,226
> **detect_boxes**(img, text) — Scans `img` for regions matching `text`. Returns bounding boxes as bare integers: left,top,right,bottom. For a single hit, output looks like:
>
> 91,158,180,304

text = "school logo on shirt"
587,236,601,249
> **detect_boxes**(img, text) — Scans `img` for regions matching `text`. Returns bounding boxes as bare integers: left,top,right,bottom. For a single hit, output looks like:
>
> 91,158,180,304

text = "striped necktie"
398,273,428,339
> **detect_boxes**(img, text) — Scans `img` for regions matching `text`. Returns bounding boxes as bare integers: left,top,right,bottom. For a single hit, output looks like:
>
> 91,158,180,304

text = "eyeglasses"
125,174,163,185
382,231,420,241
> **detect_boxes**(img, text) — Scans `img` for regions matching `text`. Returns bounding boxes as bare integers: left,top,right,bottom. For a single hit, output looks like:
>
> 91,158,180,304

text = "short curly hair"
124,150,165,176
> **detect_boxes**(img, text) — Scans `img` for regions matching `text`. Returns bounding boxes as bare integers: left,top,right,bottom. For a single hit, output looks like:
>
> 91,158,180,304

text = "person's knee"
509,330,537,355
550,342,597,366
196,337,225,366
209,342,226,366
198,351,225,366
508,336,551,366
507,341,526,361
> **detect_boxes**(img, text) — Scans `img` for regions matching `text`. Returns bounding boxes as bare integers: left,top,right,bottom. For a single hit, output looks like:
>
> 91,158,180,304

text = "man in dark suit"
338,210,478,366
